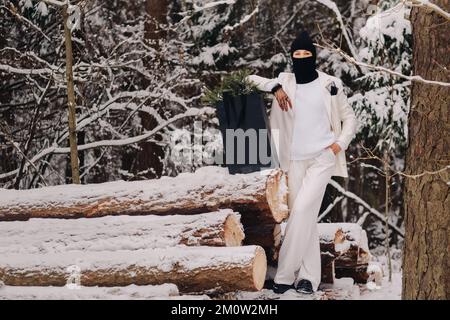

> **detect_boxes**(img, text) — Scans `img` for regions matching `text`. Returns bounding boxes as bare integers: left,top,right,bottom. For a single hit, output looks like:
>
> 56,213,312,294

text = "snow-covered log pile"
0,166,288,262
318,223,372,284
0,166,288,294
0,166,371,296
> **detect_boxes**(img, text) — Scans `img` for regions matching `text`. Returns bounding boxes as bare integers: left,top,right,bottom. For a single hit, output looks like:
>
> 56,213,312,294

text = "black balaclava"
290,30,318,84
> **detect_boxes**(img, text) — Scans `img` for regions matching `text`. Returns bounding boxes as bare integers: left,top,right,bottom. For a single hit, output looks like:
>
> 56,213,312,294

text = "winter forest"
0,0,448,301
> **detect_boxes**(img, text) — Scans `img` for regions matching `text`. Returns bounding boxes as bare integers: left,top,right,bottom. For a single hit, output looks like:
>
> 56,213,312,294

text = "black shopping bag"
216,91,276,174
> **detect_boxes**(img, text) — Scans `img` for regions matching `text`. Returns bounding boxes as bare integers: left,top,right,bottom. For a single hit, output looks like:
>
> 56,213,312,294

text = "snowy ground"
237,248,402,300
235,271,401,300
0,249,402,300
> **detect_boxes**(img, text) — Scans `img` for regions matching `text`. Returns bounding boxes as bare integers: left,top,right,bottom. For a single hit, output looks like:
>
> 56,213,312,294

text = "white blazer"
246,70,358,178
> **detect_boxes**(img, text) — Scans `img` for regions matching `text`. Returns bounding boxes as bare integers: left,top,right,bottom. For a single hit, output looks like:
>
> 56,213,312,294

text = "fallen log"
0,167,288,222
0,209,244,255
0,245,267,293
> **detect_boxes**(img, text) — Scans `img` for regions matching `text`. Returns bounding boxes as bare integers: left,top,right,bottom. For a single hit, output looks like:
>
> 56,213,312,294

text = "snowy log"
318,223,371,284
0,284,180,300
0,245,267,293
0,209,245,255
0,167,288,222
318,223,371,266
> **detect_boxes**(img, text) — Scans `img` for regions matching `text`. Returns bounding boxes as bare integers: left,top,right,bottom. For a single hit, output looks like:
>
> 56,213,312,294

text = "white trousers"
274,147,336,291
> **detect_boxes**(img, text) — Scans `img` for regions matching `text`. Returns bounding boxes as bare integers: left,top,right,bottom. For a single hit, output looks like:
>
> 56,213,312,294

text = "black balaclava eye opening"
290,30,318,84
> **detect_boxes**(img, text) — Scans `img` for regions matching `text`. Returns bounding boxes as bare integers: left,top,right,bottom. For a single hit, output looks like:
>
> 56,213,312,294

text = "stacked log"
0,246,267,293
318,223,371,284
0,209,245,254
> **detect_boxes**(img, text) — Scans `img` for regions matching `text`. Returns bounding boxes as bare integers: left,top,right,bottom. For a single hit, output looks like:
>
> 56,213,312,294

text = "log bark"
0,245,267,293
318,223,371,268
403,0,450,300
320,252,335,284
319,223,371,284
0,210,244,255
335,264,369,284
317,223,369,284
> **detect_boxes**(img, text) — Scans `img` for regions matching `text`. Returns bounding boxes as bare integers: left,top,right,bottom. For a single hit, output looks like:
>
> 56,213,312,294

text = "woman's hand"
274,88,293,111
326,143,342,155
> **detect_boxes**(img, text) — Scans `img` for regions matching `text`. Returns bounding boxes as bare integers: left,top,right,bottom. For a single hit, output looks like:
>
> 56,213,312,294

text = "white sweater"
290,78,336,160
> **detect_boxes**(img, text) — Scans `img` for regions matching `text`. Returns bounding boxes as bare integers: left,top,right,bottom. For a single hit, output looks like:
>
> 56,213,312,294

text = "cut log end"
223,213,245,247
252,246,267,291
265,169,289,223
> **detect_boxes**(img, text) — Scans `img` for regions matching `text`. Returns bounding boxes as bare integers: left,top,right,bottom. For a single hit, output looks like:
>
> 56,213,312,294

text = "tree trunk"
0,245,267,293
63,6,80,184
129,0,169,179
403,0,450,300
0,210,245,254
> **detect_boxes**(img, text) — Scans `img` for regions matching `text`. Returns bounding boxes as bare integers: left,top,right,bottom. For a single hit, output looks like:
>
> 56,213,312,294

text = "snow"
192,43,238,66
359,3,411,58
0,283,210,300
238,250,402,300
359,249,402,300
0,284,179,300
237,278,361,300
37,2,48,17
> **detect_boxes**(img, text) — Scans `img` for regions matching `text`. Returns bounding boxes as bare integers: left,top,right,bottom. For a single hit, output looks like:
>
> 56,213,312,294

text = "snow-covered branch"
314,0,359,60
0,123,48,186
406,0,450,21
193,0,236,12
316,42,450,87
0,64,53,76
40,0,67,7
0,4,51,41
224,1,260,32
0,107,215,180
328,179,404,237
317,195,344,221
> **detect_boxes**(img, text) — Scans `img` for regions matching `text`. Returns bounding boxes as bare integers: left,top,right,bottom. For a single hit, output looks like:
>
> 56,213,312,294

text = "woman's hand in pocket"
326,143,341,155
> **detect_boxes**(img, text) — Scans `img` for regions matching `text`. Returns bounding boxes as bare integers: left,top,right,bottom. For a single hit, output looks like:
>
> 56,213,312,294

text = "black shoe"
295,279,313,294
272,282,294,294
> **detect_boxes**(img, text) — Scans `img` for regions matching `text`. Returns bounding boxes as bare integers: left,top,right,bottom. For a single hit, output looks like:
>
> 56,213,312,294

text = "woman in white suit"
246,31,358,294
